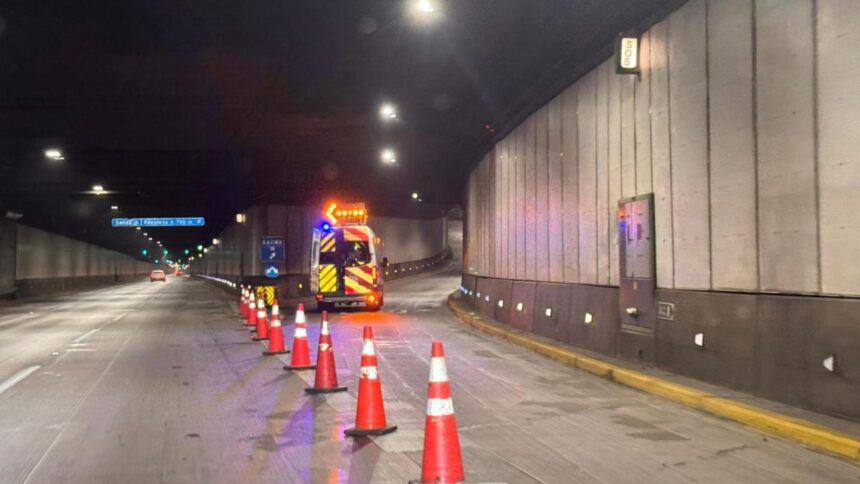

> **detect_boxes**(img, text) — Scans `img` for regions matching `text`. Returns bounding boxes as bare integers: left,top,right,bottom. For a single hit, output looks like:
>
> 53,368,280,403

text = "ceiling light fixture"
44,149,64,160
379,103,397,120
381,148,397,164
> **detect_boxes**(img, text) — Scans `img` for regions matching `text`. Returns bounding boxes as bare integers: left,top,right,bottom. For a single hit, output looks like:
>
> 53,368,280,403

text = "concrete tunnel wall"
462,0,860,420
11,224,156,297
194,204,448,279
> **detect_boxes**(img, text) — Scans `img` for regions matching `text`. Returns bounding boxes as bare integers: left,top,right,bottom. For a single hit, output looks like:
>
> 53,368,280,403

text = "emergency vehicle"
310,202,384,311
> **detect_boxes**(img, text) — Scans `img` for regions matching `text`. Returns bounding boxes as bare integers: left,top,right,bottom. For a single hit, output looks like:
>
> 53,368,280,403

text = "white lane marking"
72,329,100,344
0,365,41,397
22,313,144,484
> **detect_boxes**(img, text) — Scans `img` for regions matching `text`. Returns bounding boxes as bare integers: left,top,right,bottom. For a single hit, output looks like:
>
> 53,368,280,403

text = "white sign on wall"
615,34,640,74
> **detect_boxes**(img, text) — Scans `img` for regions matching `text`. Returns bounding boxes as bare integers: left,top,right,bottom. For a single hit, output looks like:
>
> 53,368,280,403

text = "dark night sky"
0,0,681,260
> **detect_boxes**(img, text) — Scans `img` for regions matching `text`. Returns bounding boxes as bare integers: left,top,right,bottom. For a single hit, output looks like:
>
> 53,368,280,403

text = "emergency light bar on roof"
324,202,368,226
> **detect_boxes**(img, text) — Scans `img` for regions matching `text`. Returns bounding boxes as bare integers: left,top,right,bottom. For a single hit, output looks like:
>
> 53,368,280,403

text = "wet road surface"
0,270,857,483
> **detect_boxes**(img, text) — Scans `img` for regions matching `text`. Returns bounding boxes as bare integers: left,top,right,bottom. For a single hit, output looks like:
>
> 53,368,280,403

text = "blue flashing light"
321,222,331,231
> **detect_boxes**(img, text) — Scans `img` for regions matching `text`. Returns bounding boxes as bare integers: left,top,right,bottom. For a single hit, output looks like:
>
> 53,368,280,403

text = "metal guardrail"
382,247,452,281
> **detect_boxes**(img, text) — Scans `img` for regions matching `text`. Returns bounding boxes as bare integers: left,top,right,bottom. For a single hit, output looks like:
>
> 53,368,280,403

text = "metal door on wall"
618,195,655,331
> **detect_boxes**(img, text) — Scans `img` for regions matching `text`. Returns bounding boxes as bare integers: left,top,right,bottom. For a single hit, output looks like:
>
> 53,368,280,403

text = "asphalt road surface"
0,268,857,483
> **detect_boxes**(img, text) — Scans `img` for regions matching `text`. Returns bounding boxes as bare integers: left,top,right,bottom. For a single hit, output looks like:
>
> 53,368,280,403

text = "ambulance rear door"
310,227,321,294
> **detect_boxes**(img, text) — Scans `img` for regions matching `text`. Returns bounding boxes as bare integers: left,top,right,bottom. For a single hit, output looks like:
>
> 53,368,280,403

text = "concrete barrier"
567,284,619,356
10,224,154,299
447,292,860,466
491,279,513,325
532,282,569,341
509,281,536,332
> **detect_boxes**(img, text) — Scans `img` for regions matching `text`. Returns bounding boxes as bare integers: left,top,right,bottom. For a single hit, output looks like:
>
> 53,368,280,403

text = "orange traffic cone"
283,303,316,370
294,302,306,328
246,291,257,328
263,299,289,355
344,326,397,437
253,297,269,341
305,311,346,394
416,341,464,483
239,288,247,320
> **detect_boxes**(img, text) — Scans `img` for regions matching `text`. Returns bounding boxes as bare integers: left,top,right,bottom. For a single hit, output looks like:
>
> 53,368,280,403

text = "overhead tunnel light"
379,103,397,121
415,0,435,14
381,148,397,164
44,149,64,160
410,0,440,23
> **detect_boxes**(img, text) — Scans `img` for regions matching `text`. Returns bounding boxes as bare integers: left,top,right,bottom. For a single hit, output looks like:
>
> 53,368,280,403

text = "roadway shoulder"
446,292,860,466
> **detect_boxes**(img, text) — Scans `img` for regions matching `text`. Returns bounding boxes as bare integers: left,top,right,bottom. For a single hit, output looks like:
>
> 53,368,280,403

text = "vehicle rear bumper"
317,292,380,307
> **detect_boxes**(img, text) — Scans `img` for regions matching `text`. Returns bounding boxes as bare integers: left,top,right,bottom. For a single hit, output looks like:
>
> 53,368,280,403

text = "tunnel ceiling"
0,0,682,255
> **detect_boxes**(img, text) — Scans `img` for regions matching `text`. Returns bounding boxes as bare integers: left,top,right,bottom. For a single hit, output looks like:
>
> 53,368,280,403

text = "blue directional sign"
112,217,205,228
264,264,280,279
260,237,285,261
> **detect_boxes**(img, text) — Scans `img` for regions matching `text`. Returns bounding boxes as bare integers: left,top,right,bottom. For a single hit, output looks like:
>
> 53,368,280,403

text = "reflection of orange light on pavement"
337,312,395,325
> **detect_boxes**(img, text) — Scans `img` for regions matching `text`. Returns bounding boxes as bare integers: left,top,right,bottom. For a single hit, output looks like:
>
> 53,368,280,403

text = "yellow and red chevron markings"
343,226,369,242
345,266,374,294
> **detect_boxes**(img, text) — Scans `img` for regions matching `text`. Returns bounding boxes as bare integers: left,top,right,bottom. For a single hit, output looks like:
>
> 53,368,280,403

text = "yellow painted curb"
447,293,860,465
